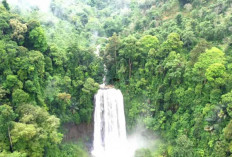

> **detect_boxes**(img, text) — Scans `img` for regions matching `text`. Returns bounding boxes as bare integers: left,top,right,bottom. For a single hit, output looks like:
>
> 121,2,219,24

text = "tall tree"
2,0,10,11
104,33,120,83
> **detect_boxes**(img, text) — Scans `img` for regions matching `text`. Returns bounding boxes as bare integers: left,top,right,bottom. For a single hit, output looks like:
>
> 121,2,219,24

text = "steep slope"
1,0,232,156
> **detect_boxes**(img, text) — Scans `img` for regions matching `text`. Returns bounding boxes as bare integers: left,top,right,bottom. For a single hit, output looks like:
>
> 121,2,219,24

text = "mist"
7,0,52,12
127,123,158,156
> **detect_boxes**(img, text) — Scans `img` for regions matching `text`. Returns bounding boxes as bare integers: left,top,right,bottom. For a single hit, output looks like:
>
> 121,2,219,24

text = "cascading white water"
92,45,136,157
92,87,128,157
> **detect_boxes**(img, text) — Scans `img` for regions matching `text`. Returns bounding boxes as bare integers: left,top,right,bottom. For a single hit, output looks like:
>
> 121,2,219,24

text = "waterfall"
92,87,128,157
92,45,132,157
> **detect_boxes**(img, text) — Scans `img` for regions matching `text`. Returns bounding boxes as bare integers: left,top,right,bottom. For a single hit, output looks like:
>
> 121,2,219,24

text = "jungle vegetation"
0,0,232,156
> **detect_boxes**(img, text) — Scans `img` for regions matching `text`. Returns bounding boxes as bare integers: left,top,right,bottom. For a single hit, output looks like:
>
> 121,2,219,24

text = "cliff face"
63,122,94,148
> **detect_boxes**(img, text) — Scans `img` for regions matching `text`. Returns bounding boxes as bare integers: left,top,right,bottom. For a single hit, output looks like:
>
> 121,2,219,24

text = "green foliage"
24,80,36,93
189,39,212,66
104,17,122,37
222,91,232,117
0,86,7,104
1,0,232,156
205,63,226,85
12,89,30,106
45,143,88,157
0,7,104,156
135,148,152,157
82,78,99,94
176,13,183,26
179,0,193,7
2,0,10,11
28,27,48,52
104,33,120,83
101,5,232,154
79,78,99,123
0,151,27,157
11,104,62,157
118,35,137,80
0,105,16,152
55,92,71,114
171,135,195,157
193,47,225,82
4,75,21,91
159,33,183,58
139,35,159,52
224,120,232,140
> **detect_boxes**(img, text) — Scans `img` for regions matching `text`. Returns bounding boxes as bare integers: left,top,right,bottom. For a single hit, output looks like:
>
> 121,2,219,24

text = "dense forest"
0,0,232,156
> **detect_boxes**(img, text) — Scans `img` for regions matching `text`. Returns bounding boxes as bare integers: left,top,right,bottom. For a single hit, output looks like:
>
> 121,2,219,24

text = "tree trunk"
129,58,132,78
8,126,13,152
115,46,117,75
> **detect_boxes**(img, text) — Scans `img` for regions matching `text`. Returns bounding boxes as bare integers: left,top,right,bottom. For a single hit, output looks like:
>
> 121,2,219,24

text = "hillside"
0,0,232,156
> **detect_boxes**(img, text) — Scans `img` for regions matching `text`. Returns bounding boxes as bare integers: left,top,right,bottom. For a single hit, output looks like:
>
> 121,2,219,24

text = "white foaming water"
94,45,101,57
92,88,132,157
